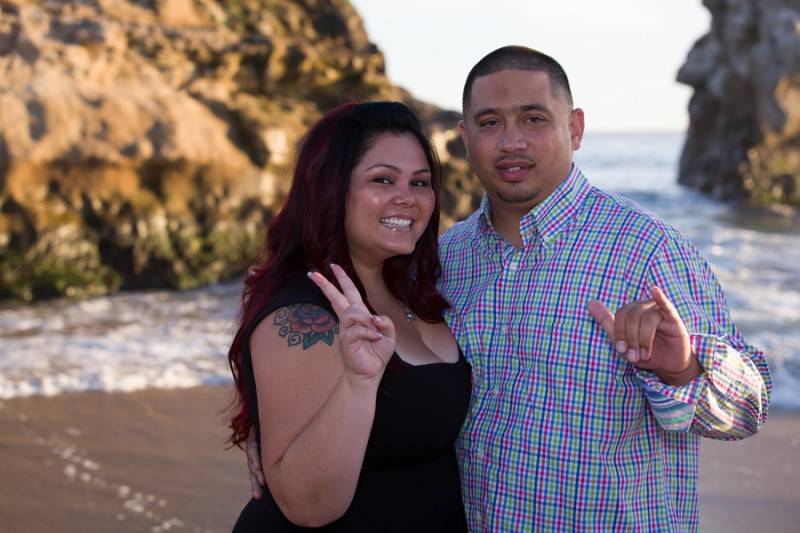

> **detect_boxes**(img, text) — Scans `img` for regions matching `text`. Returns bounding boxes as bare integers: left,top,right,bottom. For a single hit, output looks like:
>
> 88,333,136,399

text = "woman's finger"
244,427,265,497
340,324,383,345
372,314,396,339
330,264,365,307
340,306,378,331
307,271,349,315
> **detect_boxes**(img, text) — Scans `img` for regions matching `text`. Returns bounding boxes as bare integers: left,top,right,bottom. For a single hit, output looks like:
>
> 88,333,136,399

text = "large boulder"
0,0,478,300
677,0,800,206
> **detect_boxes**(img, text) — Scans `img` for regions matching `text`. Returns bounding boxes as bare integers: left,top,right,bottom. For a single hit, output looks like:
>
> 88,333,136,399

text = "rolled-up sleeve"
633,235,771,439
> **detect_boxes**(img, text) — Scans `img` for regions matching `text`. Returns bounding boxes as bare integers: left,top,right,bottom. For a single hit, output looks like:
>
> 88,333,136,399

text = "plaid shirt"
438,164,771,532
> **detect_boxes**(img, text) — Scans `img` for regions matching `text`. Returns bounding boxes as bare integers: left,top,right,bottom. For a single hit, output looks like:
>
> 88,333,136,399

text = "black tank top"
233,272,471,532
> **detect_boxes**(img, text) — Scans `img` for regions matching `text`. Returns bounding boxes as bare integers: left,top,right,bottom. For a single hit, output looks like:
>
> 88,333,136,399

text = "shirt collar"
476,163,591,247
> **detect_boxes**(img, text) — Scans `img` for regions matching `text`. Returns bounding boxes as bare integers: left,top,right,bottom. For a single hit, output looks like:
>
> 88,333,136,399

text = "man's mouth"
496,160,534,181
380,217,413,231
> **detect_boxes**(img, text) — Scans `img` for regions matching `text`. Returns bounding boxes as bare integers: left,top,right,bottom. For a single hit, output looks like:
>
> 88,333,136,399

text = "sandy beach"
1,386,797,532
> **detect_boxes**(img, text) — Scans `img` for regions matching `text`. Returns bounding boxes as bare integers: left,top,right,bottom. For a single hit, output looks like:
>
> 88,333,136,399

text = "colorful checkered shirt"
438,164,771,532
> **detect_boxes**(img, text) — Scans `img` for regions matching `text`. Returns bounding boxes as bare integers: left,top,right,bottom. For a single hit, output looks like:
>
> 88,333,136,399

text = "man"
247,46,771,531
438,45,770,531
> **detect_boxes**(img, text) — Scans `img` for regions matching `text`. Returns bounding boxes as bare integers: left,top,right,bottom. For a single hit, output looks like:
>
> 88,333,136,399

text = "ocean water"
1,132,798,409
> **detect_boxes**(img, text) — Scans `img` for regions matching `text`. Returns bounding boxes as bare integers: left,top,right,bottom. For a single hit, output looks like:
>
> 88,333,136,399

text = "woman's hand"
308,264,396,385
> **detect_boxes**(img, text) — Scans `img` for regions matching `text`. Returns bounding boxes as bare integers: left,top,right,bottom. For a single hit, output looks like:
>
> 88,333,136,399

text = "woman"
228,101,470,531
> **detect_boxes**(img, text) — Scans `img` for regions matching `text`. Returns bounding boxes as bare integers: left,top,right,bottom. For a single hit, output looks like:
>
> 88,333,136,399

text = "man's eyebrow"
519,103,551,113
472,103,551,121
472,107,498,120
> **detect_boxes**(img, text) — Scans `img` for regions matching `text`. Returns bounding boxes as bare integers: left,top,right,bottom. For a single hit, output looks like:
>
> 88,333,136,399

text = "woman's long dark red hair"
227,101,449,447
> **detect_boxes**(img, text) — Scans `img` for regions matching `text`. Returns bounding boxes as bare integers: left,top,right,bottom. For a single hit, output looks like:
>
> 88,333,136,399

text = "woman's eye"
372,176,393,184
412,179,431,188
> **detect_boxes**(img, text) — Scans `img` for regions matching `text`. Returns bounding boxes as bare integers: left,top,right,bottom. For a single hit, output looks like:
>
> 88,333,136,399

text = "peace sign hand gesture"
308,264,396,386
587,286,703,386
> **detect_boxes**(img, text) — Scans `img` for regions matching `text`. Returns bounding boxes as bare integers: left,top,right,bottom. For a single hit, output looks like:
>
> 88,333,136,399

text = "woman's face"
344,132,435,269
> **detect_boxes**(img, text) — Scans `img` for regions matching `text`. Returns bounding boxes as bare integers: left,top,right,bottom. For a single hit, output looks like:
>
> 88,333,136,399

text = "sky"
349,0,711,132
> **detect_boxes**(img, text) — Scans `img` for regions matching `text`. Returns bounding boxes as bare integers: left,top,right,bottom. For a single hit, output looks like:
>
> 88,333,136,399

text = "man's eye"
479,119,499,128
526,116,545,124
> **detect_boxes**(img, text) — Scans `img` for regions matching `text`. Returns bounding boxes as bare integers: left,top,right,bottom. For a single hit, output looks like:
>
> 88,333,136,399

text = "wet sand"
0,386,797,532
0,387,249,533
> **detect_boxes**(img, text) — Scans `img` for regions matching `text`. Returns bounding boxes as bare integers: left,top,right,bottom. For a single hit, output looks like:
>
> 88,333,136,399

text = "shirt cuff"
634,334,718,432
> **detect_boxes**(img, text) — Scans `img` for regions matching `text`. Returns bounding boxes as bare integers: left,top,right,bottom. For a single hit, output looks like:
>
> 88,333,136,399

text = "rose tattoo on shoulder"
274,304,339,349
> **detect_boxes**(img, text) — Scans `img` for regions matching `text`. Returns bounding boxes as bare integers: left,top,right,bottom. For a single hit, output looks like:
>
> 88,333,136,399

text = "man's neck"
491,207,525,248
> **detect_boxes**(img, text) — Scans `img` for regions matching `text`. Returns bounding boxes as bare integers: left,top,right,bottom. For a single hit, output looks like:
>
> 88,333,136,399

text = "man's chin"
496,188,539,205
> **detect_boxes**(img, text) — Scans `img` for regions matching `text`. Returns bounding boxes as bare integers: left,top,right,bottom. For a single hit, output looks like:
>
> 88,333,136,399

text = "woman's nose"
392,186,415,206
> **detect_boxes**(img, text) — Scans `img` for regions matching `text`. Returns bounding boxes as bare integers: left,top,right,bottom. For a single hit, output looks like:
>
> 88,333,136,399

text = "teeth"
507,166,521,172
381,217,412,227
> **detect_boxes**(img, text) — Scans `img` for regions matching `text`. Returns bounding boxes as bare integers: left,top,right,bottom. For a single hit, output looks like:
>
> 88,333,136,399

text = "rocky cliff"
677,0,800,207
0,0,476,300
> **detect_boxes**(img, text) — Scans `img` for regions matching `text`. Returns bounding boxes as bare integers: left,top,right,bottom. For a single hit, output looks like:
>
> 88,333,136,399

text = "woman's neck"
351,258,392,305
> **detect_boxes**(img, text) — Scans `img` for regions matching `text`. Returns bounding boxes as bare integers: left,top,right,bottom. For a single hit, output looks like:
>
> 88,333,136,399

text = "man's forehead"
469,70,558,107
474,68,551,84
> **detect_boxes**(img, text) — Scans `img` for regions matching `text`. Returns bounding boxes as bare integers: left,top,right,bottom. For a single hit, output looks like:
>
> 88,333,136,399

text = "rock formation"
677,0,800,207
0,0,477,300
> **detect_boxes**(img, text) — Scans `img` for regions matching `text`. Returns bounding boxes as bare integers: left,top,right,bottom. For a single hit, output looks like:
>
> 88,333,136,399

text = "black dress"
233,273,471,532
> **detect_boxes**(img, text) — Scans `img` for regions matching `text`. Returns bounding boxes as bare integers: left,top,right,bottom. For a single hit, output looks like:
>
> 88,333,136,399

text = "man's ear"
458,119,470,159
569,108,585,151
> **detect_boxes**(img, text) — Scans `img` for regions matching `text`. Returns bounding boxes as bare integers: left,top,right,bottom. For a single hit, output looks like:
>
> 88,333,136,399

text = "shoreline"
1,386,798,532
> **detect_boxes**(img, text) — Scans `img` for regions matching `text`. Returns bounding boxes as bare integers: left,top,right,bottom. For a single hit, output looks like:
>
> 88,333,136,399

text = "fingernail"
373,315,382,323
616,341,626,353
626,349,638,363
640,348,649,360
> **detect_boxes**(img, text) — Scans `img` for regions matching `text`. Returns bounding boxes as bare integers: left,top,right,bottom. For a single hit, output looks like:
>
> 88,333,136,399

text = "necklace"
403,307,417,322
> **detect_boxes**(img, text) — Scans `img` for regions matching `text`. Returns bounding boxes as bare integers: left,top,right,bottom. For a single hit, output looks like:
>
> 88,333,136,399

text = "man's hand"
587,286,703,386
245,426,265,499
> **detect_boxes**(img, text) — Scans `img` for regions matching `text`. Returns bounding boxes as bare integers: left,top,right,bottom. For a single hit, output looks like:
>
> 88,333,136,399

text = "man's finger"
613,303,631,355
637,310,661,361
587,300,615,340
651,286,681,324
624,306,645,363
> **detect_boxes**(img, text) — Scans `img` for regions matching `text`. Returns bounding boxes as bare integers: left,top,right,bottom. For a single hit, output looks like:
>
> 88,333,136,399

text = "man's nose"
498,124,527,152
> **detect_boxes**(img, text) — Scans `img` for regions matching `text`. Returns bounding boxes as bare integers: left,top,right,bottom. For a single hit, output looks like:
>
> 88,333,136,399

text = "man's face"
459,69,584,214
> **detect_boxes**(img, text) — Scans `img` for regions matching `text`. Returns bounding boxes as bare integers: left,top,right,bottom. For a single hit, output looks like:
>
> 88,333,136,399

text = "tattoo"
273,304,338,349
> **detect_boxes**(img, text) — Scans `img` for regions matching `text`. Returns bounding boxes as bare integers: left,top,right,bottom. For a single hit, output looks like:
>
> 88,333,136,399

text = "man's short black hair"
462,45,573,113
